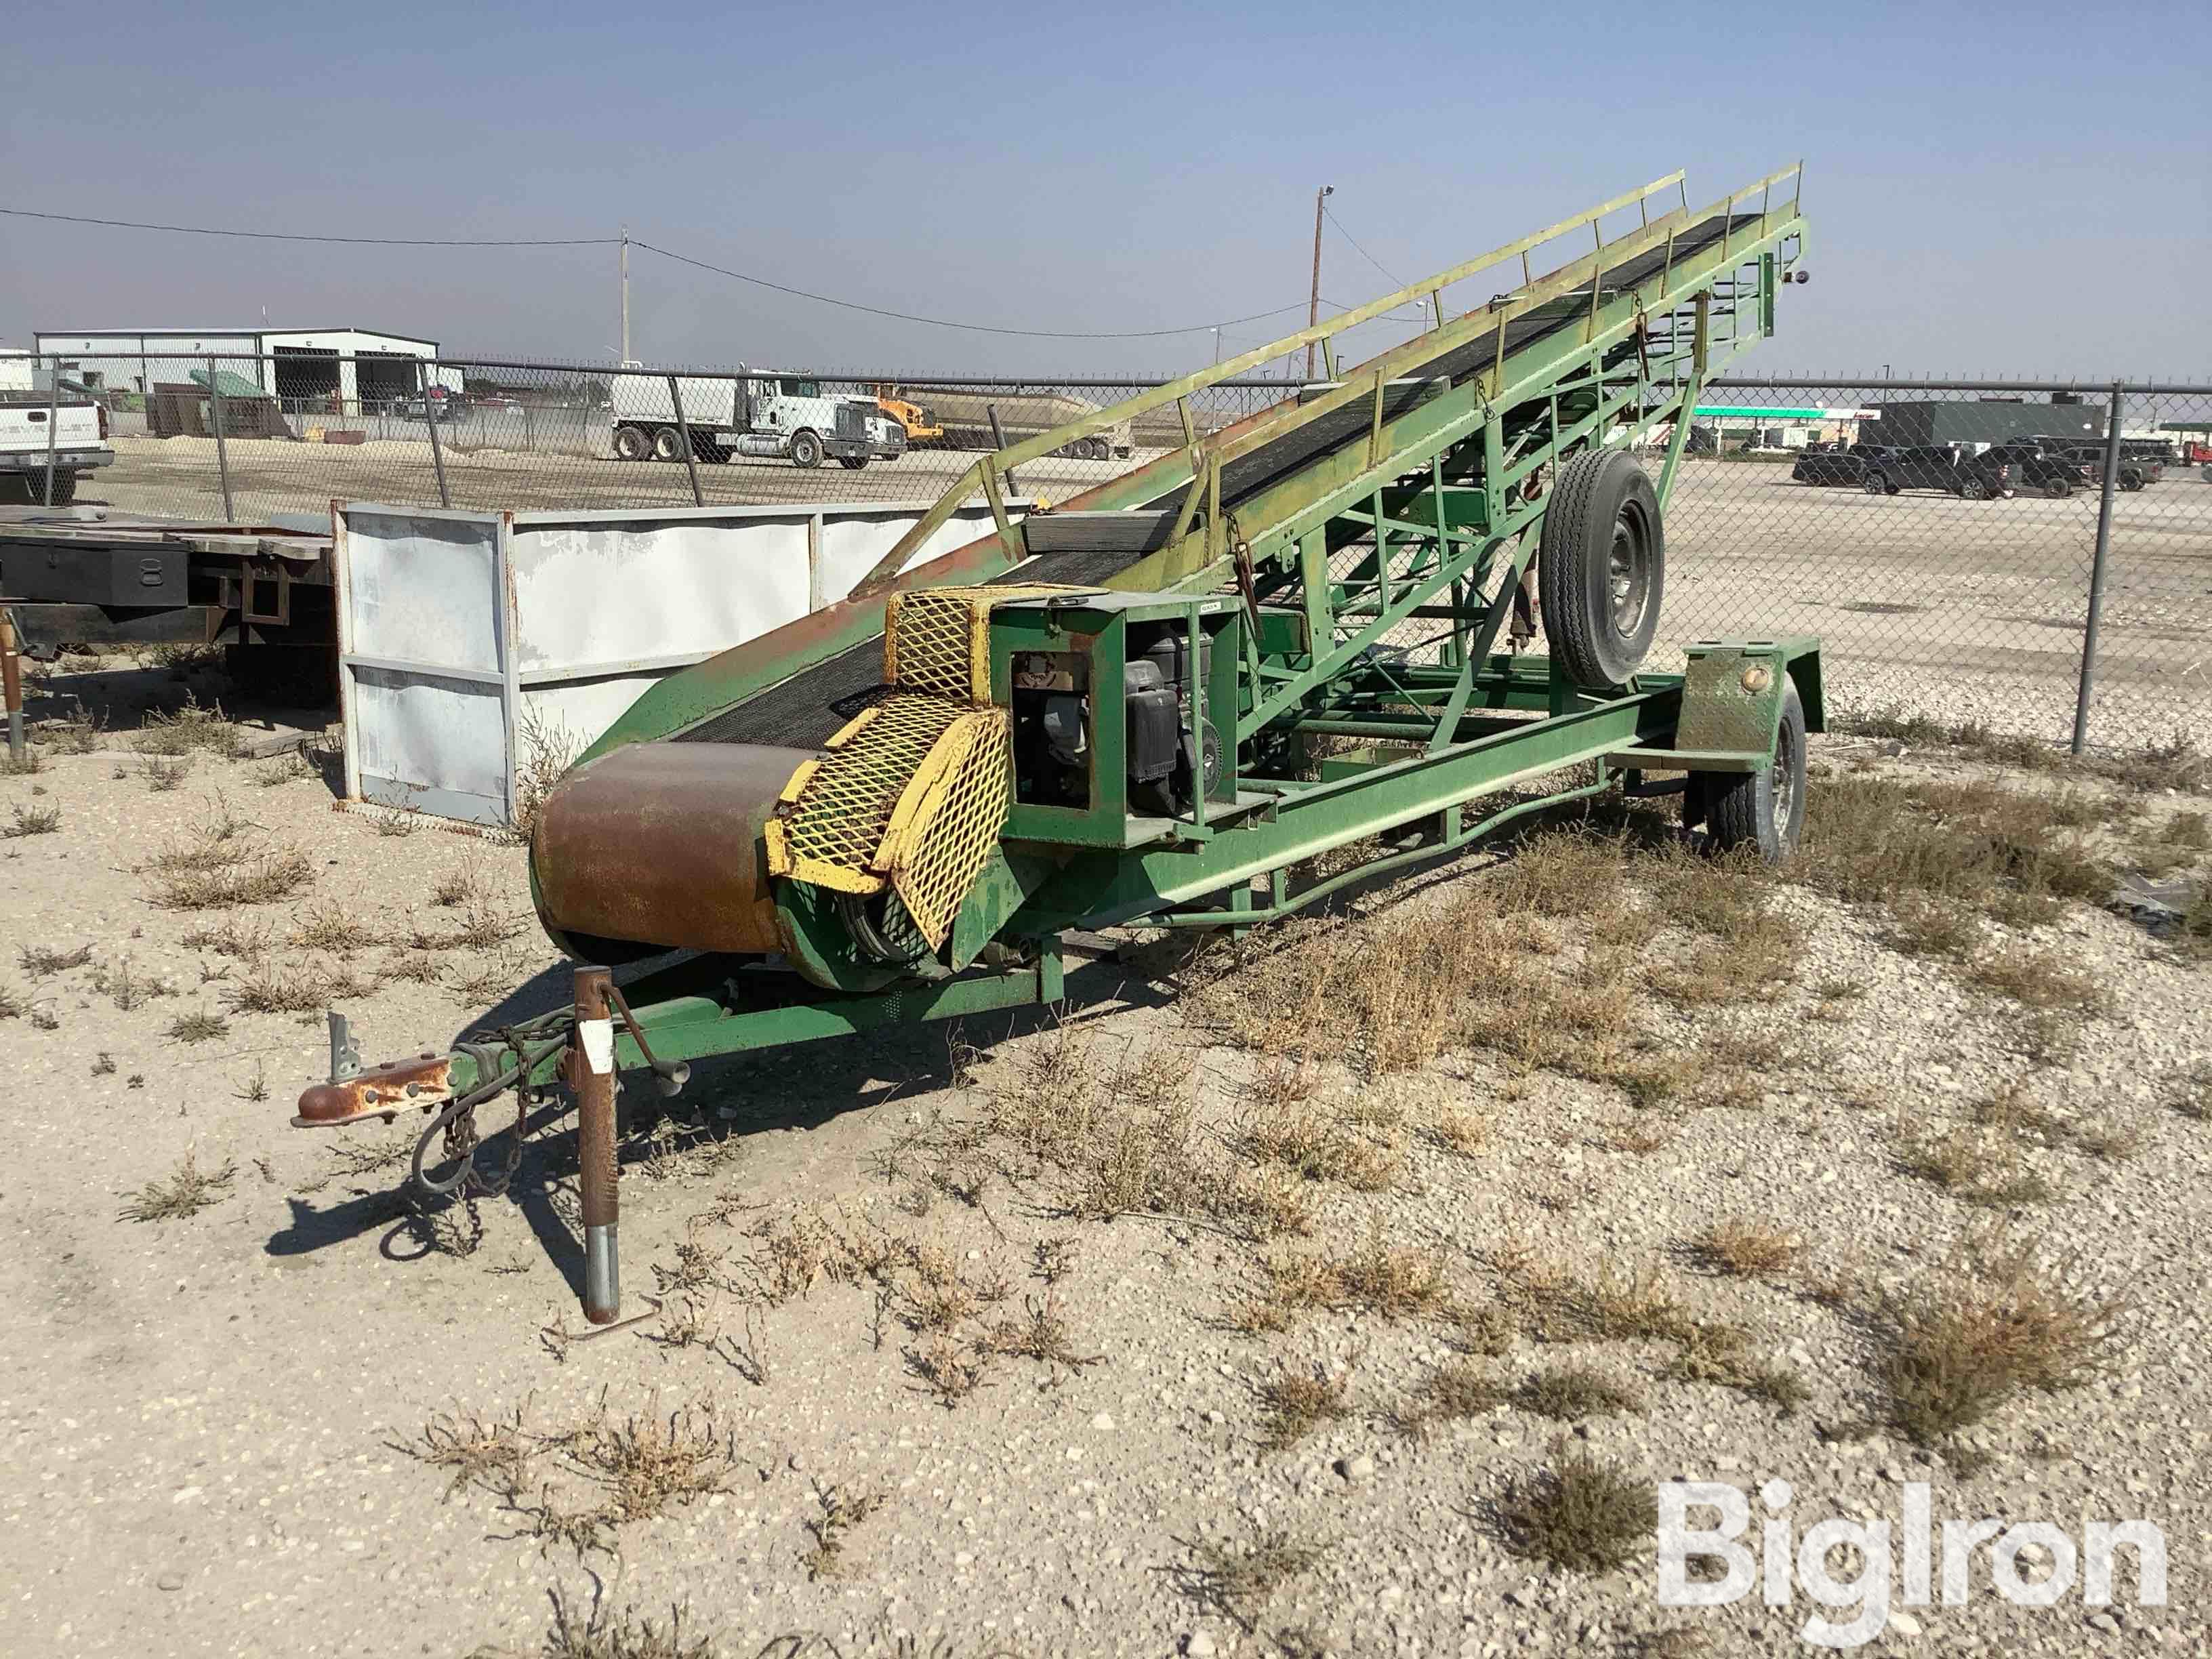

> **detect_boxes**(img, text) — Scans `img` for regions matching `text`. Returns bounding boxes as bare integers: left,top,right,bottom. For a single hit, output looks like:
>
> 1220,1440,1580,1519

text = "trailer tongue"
293,165,1818,1328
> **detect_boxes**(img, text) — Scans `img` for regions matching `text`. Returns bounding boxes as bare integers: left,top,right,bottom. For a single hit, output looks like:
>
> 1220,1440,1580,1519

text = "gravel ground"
4,655,2211,1658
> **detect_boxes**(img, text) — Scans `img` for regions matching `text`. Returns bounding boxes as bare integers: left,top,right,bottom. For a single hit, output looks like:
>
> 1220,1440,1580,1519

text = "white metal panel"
508,516,811,674
350,668,511,823
343,508,504,674
338,498,1023,826
813,504,1005,602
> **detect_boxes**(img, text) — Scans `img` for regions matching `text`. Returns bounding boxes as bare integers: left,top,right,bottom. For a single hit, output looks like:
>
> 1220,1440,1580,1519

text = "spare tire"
1538,449,1665,690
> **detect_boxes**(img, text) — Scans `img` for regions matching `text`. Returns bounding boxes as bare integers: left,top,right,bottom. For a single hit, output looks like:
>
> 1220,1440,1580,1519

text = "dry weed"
403,1406,535,1501
1879,1242,2122,1443
164,1007,230,1044
136,692,246,758
223,959,330,1015
1695,1218,1803,1278
119,1151,238,1222
800,1480,884,1580
4,802,60,837
1258,1366,1351,1449
1178,1526,1328,1626
18,942,93,977
1517,1363,1643,1420
1495,1444,1656,1572
289,900,384,952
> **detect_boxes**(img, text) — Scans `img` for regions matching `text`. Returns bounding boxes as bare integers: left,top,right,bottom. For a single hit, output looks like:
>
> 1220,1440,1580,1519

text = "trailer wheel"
1701,678,1807,863
1538,449,1664,691
612,426,651,462
790,429,824,469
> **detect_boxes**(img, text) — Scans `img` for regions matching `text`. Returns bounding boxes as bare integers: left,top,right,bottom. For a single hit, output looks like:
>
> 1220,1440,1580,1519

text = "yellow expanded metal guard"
883,583,1073,702
766,584,1067,949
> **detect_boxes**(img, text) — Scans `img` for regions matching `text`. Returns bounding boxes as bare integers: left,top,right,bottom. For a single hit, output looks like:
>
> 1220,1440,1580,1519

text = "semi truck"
611,373,906,470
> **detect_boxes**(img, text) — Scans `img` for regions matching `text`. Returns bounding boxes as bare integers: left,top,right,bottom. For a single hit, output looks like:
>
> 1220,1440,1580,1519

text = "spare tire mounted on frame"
1538,448,1666,691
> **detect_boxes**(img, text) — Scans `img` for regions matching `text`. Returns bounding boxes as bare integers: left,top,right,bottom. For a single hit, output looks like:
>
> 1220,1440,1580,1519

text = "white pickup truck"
1,398,114,505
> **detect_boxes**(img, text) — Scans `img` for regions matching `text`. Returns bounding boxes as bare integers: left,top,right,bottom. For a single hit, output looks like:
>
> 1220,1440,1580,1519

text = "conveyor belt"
1145,212,1755,514
674,211,1759,750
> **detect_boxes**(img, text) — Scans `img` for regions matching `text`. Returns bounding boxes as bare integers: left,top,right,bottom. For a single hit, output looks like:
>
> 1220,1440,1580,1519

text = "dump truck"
611,373,906,470
288,165,1816,1329
903,386,1136,460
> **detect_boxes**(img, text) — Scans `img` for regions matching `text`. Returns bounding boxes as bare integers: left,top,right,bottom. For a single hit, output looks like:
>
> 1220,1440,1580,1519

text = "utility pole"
1212,327,1223,366
620,225,632,364
1305,185,1332,381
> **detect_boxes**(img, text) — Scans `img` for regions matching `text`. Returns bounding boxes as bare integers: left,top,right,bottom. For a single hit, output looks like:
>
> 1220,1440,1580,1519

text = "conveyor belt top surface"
1145,211,1756,515
670,210,1759,750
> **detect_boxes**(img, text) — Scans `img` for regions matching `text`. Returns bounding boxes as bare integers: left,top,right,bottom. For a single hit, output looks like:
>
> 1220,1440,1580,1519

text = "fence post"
40,355,60,508
422,360,452,508
2070,380,2127,755
987,404,1020,495
667,374,703,507
207,354,235,520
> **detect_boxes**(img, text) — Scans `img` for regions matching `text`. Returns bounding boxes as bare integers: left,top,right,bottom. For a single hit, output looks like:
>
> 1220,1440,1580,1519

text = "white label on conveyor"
579,1017,615,1076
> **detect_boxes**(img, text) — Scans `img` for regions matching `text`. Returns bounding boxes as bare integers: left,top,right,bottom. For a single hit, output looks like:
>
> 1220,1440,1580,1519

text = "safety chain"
410,1019,568,1201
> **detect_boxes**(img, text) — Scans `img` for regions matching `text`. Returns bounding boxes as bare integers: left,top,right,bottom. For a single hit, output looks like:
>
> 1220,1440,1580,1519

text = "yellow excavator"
873,385,944,446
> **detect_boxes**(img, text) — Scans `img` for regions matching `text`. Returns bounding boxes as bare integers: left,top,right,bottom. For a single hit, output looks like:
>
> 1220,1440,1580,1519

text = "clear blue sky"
3,1,2206,380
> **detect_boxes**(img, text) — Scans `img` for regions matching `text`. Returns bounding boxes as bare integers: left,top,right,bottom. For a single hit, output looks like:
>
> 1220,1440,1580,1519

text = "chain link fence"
1,351,1279,520
7,354,2208,752
1651,378,2212,753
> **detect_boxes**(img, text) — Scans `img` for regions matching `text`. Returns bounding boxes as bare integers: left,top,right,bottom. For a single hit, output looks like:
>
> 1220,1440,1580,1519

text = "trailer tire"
1538,449,1664,691
612,425,651,462
790,430,824,469
651,426,686,463
1702,679,1806,863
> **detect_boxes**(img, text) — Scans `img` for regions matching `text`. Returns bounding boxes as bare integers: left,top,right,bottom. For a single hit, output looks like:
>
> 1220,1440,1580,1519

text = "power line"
0,204,617,247
631,241,1315,341
0,202,1328,343
1323,205,1408,290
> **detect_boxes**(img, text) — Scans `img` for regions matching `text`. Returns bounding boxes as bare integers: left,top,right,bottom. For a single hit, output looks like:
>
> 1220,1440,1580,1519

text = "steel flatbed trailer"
287,165,1818,1330
0,508,337,693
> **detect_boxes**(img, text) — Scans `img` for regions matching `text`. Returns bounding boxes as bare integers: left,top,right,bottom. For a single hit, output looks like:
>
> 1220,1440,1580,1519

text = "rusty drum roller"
530,741,810,962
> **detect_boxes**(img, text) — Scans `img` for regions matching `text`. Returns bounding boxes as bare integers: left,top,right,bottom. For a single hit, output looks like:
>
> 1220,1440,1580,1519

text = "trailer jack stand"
569,966,622,1325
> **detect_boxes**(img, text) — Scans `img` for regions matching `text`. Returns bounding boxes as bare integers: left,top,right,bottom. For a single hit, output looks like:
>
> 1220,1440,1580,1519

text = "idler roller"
531,741,811,956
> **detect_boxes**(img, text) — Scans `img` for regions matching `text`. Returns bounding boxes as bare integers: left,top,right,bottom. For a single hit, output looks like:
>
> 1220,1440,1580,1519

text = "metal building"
29,326,443,412
1868,396,2106,449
